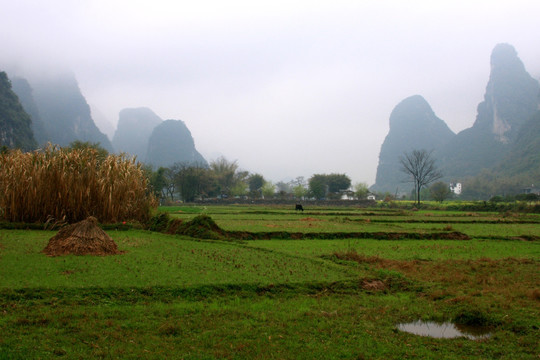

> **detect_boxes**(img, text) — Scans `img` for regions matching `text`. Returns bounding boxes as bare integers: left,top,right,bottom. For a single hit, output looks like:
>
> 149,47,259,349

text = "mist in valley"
1,0,539,186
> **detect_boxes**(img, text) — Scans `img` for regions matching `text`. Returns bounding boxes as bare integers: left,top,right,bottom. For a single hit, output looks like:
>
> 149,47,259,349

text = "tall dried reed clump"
0,145,157,223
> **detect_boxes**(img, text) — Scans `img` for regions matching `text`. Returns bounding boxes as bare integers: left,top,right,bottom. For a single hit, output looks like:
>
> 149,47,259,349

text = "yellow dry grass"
0,145,157,223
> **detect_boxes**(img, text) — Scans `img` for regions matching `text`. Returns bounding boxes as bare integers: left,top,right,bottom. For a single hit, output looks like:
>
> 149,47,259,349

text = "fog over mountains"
1,72,207,169
146,120,208,168
8,72,113,152
0,73,36,151
2,1,539,185
372,95,456,193
31,74,114,152
113,107,207,167
0,40,539,197
372,43,540,195
112,107,163,162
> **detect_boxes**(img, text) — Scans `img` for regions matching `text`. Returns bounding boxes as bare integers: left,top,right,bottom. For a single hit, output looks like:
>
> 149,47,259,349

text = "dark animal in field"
295,204,304,212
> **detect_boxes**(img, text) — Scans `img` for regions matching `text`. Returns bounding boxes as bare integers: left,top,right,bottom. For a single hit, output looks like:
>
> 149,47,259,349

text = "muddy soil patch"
512,234,540,241
300,217,321,222
223,231,470,241
367,219,540,224
333,250,539,305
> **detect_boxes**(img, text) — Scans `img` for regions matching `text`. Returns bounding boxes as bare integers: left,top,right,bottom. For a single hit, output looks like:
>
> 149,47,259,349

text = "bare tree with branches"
399,149,442,205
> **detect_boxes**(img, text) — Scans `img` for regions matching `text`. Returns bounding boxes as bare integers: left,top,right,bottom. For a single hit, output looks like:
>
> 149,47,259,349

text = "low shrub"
146,213,171,232
171,214,225,239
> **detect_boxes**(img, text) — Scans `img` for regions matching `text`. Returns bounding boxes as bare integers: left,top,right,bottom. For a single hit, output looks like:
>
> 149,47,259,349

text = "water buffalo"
295,204,304,212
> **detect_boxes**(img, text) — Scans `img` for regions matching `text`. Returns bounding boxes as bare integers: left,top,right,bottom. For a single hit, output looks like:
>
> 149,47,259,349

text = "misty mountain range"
0,71,206,168
0,72,36,151
372,43,540,196
112,107,207,167
0,43,538,197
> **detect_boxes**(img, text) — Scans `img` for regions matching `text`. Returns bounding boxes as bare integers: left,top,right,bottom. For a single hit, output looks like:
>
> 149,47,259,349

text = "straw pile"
43,216,121,256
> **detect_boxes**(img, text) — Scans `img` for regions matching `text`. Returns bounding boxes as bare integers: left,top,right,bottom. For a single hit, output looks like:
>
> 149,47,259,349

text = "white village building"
450,182,462,195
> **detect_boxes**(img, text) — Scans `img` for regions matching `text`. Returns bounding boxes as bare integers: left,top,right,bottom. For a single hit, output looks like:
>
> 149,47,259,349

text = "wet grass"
162,205,540,239
0,205,538,359
0,231,358,289
332,250,538,308
243,238,539,261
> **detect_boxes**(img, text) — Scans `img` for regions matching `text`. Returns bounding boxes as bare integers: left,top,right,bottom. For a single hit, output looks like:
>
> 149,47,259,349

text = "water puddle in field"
397,321,492,340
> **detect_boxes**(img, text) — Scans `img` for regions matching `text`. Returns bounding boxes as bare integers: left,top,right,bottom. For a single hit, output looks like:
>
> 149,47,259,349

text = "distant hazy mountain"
89,104,116,141
146,119,207,168
437,43,540,178
0,72,36,151
494,110,540,179
27,73,113,152
372,44,540,195
372,95,455,193
10,77,49,146
473,44,539,143
112,107,162,161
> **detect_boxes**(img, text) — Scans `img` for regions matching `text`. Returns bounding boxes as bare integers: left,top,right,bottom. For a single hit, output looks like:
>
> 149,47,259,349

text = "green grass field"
0,205,538,359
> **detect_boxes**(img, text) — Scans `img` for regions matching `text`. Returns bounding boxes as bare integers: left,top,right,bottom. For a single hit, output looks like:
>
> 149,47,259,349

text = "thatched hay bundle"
43,217,121,256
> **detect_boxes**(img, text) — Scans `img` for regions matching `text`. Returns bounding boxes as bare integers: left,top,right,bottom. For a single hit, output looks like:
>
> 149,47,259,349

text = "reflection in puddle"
397,321,492,340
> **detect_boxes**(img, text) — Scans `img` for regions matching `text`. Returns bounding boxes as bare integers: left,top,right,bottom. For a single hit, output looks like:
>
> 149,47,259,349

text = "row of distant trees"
14,141,533,205
4,139,532,210
30,142,369,203
59,142,539,203
149,148,462,204
398,148,540,203
147,156,371,203
146,148,453,204
60,143,499,204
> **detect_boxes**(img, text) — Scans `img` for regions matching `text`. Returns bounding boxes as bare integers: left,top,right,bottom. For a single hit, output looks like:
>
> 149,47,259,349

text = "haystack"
43,216,121,256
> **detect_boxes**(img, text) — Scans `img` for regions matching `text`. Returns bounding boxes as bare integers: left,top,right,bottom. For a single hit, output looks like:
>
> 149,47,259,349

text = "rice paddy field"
0,204,539,359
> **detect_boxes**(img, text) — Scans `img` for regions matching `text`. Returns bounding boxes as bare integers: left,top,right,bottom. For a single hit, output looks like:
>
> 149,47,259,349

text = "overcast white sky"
1,0,539,185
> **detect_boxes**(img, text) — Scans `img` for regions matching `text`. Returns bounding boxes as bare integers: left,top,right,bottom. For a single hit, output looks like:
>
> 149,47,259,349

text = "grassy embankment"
0,205,538,359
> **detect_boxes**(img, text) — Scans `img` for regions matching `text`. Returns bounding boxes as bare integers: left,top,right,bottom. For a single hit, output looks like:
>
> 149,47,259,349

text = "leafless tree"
399,149,442,205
